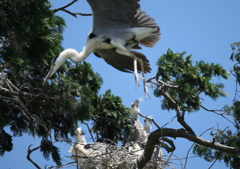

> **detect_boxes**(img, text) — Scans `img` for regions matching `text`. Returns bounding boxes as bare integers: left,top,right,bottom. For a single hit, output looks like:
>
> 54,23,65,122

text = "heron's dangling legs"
116,46,149,97
129,50,150,98
112,40,141,88
136,57,150,99
133,56,140,88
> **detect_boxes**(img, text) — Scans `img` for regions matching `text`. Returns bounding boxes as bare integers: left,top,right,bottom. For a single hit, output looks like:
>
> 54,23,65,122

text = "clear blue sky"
1,1,240,169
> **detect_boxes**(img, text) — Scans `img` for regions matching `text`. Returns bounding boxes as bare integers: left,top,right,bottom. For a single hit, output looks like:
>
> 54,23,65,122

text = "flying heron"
43,0,160,97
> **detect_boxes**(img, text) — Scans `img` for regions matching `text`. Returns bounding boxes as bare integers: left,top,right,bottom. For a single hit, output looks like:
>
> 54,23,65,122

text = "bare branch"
27,144,41,169
52,0,92,17
161,115,177,128
52,0,78,13
138,113,161,129
208,159,218,169
75,12,92,16
200,105,236,128
184,127,214,168
82,122,95,142
48,161,75,169
171,153,183,169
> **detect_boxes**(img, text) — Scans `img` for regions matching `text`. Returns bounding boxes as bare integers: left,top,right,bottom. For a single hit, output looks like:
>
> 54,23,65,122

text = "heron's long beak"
42,64,55,86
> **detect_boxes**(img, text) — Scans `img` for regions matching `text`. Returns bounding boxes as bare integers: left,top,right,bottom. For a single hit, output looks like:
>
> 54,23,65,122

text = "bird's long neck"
74,134,87,144
67,46,91,63
60,45,92,64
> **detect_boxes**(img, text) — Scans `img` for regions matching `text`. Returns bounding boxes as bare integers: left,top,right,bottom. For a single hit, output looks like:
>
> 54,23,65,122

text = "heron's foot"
134,72,140,88
138,75,144,80
144,82,151,99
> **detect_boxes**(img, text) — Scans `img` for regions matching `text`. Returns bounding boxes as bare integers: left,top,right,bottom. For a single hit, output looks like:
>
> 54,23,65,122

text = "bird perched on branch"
69,127,108,168
130,98,142,125
43,0,160,97
144,117,152,134
74,127,87,144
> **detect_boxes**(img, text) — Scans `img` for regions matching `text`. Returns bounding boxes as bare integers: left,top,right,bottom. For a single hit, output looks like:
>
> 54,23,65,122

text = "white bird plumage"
144,117,152,134
42,0,160,97
74,127,87,144
69,127,107,168
130,98,141,124
131,142,144,156
42,36,106,86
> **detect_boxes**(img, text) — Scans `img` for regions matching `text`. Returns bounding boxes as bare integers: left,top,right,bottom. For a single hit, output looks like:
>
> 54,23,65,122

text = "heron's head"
75,127,85,136
42,49,78,86
144,118,152,124
42,55,62,86
131,98,142,108
74,127,86,143
42,36,107,86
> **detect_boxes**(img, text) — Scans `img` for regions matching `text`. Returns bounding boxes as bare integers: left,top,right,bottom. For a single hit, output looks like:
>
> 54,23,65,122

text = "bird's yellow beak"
42,64,55,86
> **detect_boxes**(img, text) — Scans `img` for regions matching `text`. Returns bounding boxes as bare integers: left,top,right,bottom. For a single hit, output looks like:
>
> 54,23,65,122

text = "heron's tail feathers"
130,8,160,47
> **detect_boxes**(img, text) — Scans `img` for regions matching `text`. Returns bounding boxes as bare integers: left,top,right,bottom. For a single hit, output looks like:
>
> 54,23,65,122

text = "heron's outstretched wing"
87,0,140,34
94,49,151,73
87,0,160,47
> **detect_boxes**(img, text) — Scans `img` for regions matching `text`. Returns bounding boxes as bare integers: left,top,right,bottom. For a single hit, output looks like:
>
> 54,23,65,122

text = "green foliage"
230,42,240,100
0,1,132,166
40,138,61,166
0,0,65,71
193,144,215,162
0,129,13,156
155,48,228,112
0,0,67,160
92,90,131,143
192,42,240,169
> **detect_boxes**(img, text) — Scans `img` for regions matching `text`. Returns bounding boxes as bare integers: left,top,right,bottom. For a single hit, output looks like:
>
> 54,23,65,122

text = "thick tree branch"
136,132,158,169
160,137,176,153
136,127,240,169
154,128,240,155
136,129,175,169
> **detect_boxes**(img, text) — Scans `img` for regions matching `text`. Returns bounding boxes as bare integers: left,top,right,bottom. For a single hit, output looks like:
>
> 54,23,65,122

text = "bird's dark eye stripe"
89,33,97,39
51,55,59,64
